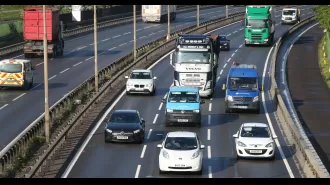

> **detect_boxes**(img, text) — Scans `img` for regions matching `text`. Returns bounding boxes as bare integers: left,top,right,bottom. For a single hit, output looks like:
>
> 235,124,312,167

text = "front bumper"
220,45,229,50
104,131,144,142
159,156,202,172
226,101,260,110
236,146,275,158
245,38,269,45
281,19,298,24
165,112,201,125
126,85,153,94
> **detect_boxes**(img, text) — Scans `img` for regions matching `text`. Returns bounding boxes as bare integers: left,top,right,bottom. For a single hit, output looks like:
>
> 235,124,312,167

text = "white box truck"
142,5,176,23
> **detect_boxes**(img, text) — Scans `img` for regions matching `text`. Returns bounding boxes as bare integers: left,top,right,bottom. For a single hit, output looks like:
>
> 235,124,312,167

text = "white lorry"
281,8,301,25
142,5,176,23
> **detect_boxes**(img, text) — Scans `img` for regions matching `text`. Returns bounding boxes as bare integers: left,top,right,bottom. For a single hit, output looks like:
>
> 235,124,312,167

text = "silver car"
125,69,157,95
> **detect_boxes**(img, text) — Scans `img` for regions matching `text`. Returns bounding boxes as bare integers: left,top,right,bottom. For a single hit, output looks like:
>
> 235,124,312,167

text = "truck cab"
222,63,263,113
281,8,300,25
161,86,205,127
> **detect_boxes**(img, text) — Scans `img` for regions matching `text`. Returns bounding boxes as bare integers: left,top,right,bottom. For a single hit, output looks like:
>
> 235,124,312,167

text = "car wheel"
165,122,170,127
137,139,143,144
255,108,260,114
269,154,275,160
126,91,130,96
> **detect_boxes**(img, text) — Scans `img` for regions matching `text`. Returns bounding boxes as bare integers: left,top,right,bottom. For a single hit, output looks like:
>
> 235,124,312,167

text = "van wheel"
23,82,30,90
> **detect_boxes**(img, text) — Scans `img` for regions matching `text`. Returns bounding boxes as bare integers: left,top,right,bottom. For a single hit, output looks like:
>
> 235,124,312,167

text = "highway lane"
65,6,314,178
0,6,245,150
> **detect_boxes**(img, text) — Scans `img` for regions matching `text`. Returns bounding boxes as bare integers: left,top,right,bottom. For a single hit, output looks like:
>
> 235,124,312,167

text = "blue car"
162,86,205,127
222,63,263,113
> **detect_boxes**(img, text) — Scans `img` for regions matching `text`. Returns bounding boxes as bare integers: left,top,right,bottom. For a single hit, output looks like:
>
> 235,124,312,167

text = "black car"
219,35,230,51
104,110,145,143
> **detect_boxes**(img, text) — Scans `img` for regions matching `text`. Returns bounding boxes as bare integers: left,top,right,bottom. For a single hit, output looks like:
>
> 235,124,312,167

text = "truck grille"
233,97,253,102
186,78,200,83
285,17,292,20
134,85,145,88
173,110,193,113
251,33,262,40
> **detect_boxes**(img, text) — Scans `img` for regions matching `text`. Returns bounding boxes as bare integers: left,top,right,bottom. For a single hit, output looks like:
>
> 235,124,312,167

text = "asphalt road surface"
63,6,314,178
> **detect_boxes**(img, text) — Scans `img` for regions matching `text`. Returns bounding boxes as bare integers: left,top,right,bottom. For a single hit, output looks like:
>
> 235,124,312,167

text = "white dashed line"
0,104,8,110
276,23,280,26
211,16,217,18
227,58,231,63
163,93,168,99
108,47,116,51
217,76,220,81
12,93,26,101
123,32,131,35
48,75,56,80
50,58,54,61
85,56,94,61
207,145,211,159
239,28,243,31
207,129,211,141
140,145,147,158
231,53,235,57
139,36,146,39
239,44,243,48
153,114,159,124
144,26,152,29
60,68,70,74
30,83,42,90
147,129,152,140
129,40,134,42
149,32,156,35
135,165,141,178
184,22,190,24
227,33,231,36
208,166,212,178
208,115,211,124
158,103,163,110
235,49,238,53
119,43,127,47
208,103,212,112
13,54,24,58
77,46,86,50
101,38,110,42
176,25,182,27
233,31,237,34
36,62,44,66
208,12,214,14
73,62,82,67
112,35,121,38
220,69,223,75
223,63,227,68
158,30,164,32
136,28,142,31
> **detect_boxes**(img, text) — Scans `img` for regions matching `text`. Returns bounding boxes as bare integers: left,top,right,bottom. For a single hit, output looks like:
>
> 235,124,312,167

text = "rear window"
0,64,22,73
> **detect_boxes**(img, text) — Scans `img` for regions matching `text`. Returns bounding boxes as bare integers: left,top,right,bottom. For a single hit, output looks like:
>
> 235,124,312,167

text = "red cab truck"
23,7,64,58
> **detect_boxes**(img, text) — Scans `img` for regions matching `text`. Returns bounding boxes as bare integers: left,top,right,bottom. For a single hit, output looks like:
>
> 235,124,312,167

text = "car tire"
236,154,240,160
255,108,260,114
126,91,130,96
165,122,170,127
269,154,275,160
196,168,202,175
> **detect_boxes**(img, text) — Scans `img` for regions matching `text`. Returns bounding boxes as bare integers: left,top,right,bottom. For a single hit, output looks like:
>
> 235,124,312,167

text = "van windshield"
229,77,257,90
168,92,198,103
0,64,22,73
283,10,296,15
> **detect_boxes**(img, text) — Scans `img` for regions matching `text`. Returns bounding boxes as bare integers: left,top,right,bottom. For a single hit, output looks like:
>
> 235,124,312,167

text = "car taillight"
22,72,25,76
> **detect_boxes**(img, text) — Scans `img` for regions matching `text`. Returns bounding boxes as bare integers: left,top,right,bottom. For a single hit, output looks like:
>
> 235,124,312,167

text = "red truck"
23,7,64,58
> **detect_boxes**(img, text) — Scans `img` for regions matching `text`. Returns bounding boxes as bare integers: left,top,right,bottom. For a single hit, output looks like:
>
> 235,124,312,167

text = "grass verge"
318,35,330,89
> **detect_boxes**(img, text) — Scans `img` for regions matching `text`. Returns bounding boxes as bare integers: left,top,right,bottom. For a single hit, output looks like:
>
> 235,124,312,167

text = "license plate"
117,136,128,139
254,42,260,44
249,150,262,153
175,164,185,167
237,106,248,109
178,119,188,122
135,88,143,91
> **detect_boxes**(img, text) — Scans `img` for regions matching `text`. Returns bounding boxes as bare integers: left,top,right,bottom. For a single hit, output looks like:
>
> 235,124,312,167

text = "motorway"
0,6,245,150
62,6,314,178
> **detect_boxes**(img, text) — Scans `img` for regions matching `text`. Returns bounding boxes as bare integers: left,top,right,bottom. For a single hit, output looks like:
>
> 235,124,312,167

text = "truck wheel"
244,41,249,47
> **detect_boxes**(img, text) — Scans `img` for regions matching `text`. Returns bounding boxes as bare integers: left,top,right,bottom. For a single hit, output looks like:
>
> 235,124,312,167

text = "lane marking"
158,103,163,110
223,63,227,68
60,68,70,74
233,31,237,34
163,93,168,99
12,93,26,101
140,145,147,158
77,46,86,50
48,75,56,80
135,165,141,178
217,76,220,82
208,115,211,125
231,53,235,57
220,69,223,75
239,44,243,48
13,54,23,58
129,40,134,42
36,62,44,66
108,47,116,51
119,43,127,47
227,33,231,36
208,103,212,112
153,114,159,124
85,56,94,61
101,38,110,42
123,32,131,35
112,35,121,38
239,28,243,31
147,129,152,140
207,145,211,159
207,129,211,141
0,104,8,110
158,30,164,32
235,49,238,53
136,28,142,31
30,83,42,90
227,58,231,63
50,58,54,61
73,62,82,67
208,166,212,178
149,32,156,35
139,36,146,39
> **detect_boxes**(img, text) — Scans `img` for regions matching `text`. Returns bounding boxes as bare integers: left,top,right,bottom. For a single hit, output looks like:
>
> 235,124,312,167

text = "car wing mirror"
200,145,205,149
273,135,278,139
157,144,162,148
31,66,36,70
259,85,264,91
125,76,129,79
200,99,205,104
153,76,157,80
233,133,238,138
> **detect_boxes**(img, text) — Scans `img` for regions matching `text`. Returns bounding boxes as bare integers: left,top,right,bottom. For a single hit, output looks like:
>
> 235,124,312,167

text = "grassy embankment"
318,32,330,89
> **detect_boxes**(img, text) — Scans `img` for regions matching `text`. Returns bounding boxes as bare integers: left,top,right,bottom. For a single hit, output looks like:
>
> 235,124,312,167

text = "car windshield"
283,10,296,15
0,64,22,73
219,36,227,41
130,72,152,79
176,51,211,64
229,77,257,90
246,19,268,28
164,137,198,150
168,91,198,103
109,112,140,123
240,126,270,138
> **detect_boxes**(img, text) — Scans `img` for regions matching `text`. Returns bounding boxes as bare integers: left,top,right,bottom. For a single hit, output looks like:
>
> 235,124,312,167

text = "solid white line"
207,145,211,159
36,62,44,66
208,166,212,178
123,32,131,35
108,47,116,51
12,93,26,101
85,56,94,61
223,63,227,68
153,114,159,124
139,36,146,39
73,62,82,67
30,83,42,90
0,104,8,110
135,165,141,178
147,129,152,140
231,53,235,57
112,35,121,38
207,129,211,141
13,54,24,58
158,103,163,110
208,103,212,112
60,68,70,74
262,45,294,178
48,75,56,80
220,69,223,75
140,145,147,158
227,58,231,63
119,43,127,46
208,115,211,125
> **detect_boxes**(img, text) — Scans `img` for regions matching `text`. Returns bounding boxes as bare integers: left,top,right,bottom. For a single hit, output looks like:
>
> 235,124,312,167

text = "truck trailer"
23,7,64,58
142,5,176,23
244,5,275,46
170,34,220,98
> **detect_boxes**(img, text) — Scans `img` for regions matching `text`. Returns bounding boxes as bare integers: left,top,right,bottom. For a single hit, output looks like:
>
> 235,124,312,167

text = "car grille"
134,85,145,88
174,116,193,119
169,166,192,169
244,149,267,155
285,17,292,20
251,33,262,40
112,132,133,136
233,97,253,102
173,110,193,113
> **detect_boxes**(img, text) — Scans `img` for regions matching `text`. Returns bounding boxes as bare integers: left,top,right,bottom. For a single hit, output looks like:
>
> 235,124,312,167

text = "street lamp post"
94,5,98,92
43,5,50,143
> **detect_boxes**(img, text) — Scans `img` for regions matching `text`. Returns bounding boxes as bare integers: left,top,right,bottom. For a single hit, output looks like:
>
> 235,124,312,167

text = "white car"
125,69,157,95
157,131,204,174
233,123,277,160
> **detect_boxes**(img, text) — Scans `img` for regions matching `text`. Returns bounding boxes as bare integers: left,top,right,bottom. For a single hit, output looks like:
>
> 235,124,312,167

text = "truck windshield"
168,92,198,103
0,64,22,73
229,77,257,90
246,19,268,28
282,10,296,15
176,51,211,64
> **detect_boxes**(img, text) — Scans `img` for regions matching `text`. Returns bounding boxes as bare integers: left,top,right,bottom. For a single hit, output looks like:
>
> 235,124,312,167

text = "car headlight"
106,129,112,133
193,109,199,113
265,142,274,148
127,83,133,86
162,150,170,159
237,141,246,147
226,95,233,101
205,81,211,89
133,129,140,134
253,96,259,102
166,109,173,113
224,43,227,45
145,83,152,87
191,151,200,159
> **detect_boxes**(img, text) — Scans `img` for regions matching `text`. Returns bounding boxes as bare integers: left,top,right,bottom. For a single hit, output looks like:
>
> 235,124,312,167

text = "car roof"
1,59,30,64
112,109,138,114
169,86,199,93
166,131,196,138
229,68,258,77
283,8,297,10
131,69,151,73
242,122,268,128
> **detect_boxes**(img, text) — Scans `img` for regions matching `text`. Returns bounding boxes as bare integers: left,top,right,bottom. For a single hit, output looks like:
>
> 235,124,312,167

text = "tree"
313,5,330,31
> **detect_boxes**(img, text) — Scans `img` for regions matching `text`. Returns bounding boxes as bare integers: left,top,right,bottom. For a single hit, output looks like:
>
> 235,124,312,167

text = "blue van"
222,63,263,113
161,86,205,127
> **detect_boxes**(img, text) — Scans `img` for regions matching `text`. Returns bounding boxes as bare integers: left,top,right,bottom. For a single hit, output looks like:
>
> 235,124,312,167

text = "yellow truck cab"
0,58,35,90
